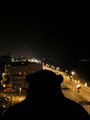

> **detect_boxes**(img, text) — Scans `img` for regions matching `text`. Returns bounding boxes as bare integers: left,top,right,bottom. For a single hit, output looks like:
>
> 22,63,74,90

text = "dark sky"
0,1,89,62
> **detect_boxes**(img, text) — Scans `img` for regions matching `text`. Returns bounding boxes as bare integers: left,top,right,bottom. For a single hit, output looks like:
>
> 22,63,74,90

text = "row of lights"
43,64,88,89
65,70,88,88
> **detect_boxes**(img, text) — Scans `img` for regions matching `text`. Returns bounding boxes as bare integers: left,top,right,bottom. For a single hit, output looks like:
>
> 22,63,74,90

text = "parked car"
0,96,10,116
3,88,11,93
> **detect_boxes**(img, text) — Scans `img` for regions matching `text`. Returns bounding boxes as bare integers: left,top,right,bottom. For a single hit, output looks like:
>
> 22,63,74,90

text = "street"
61,84,90,115
43,64,90,115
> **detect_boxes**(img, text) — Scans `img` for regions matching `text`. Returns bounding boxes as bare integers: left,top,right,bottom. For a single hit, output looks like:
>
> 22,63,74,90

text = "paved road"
62,84,88,103
0,93,26,105
61,84,90,115
62,74,90,102
43,65,90,101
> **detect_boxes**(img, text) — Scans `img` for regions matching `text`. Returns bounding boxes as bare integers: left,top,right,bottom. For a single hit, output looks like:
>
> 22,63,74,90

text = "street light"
85,82,88,87
66,70,68,73
3,84,6,88
70,76,72,82
19,87,22,97
19,87,22,102
71,71,75,81
74,80,77,84
71,71,75,75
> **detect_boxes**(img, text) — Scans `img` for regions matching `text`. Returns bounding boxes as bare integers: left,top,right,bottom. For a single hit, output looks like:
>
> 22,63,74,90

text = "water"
59,61,90,86
49,59,90,86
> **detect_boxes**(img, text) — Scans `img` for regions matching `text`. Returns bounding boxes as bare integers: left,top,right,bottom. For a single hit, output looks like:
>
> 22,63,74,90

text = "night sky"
0,2,89,63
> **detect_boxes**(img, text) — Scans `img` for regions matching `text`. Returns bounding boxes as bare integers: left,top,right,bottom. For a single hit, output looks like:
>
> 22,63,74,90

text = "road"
63,74,90,102
43,64,90,100
0,86,90,115
61,84,90,115
62,84,88,103
0,93,26,106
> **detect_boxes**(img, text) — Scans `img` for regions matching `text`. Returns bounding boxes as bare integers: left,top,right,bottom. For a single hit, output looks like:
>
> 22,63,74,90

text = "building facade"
9,62,42,89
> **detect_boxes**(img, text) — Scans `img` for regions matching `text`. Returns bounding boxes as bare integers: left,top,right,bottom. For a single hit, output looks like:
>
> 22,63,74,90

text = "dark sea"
47,59,90,86
59,60,90,86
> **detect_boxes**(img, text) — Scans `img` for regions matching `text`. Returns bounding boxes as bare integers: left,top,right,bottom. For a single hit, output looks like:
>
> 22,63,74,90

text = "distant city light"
79,59,89,62
28,58,41,63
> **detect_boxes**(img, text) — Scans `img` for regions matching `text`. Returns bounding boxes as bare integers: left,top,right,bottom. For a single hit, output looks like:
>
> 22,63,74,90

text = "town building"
9,61,42,89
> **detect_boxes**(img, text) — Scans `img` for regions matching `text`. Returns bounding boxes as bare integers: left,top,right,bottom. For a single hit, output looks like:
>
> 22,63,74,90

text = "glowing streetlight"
3,84,6,88
19,87,22,97
66,70,68,73
85,82,88,87
71,71,75,75
74,80,77,84
71,71,75,81
69,76,72,81
56,67,60,70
